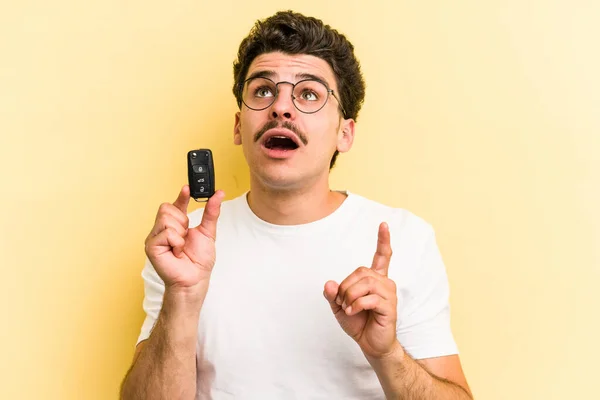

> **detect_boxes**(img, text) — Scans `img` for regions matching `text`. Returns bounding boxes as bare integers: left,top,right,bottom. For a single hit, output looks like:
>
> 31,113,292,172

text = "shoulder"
347,191,435,244
344,192,442,284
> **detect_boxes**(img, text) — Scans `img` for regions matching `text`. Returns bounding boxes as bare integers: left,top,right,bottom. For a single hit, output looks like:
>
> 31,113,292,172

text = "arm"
324,222,472,400
120,186,225,400
120,288,202,400
367,341,473,399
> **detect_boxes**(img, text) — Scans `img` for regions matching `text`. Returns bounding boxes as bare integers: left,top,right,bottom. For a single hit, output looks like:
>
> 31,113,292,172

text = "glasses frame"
240,76,347,118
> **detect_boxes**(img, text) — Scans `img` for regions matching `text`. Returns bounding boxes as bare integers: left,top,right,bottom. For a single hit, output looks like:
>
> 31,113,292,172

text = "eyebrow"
244,70,332,88
245,70,277,81
294,72,331,88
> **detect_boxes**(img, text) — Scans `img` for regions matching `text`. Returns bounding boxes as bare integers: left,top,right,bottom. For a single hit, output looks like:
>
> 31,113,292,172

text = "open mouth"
263,136,299,151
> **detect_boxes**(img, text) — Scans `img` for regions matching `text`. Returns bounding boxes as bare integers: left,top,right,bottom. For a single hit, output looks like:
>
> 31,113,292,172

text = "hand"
144,185,225,294
323,222,400,359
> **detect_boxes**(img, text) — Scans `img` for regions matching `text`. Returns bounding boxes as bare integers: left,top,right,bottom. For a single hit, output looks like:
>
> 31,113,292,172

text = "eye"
300,90,318,101
255,86,274,98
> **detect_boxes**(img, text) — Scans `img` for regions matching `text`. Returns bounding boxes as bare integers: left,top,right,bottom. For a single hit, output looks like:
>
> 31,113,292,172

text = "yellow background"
1,1,598,399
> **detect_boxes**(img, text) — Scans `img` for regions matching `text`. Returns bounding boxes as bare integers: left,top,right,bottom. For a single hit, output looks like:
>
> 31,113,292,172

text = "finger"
335,266,383,306
340,276,392,310
345,294,390,317
194,190,225,240
156,202,190,228
371,222,392,276
153,213,188,237
149,206,189,239
173,185,191,214
145,228,186,259
323,280,342,314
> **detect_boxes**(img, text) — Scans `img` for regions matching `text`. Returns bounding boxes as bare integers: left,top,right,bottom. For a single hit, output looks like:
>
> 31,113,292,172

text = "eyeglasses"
241,77,347,117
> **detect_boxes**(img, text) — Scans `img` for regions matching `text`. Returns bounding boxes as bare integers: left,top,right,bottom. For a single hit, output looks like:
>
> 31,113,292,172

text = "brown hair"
232,10,366,169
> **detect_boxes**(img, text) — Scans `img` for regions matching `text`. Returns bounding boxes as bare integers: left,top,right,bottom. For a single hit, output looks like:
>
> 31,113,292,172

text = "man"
121,10,472,400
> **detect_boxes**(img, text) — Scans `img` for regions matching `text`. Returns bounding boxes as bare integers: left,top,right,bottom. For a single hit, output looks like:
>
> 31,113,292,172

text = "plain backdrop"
1,1,598,399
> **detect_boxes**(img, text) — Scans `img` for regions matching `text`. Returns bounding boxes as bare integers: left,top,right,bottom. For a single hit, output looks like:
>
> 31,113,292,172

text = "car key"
187,149,215,201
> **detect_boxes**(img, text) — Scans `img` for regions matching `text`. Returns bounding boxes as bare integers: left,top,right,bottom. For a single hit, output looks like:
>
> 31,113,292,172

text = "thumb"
323,280,342,313
194,190,225,240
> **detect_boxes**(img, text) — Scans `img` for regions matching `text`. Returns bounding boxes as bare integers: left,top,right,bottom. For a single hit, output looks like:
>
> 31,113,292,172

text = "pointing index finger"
371,222,392,276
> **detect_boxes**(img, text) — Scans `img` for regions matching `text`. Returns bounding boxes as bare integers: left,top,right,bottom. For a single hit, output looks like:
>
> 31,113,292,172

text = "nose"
269,82,296,120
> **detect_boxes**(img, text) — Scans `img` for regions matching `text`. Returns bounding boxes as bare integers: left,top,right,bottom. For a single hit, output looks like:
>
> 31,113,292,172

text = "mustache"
254,120,308,146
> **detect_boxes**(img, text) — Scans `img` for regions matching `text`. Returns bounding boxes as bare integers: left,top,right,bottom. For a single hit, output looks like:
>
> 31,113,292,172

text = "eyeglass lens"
242,78,330,113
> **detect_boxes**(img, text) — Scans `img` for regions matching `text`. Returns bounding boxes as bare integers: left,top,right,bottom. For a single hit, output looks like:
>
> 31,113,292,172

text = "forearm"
120,289,203,400
368,342,473,400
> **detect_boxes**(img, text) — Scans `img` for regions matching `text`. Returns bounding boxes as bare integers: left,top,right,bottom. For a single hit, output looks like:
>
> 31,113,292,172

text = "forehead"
246,52,337,88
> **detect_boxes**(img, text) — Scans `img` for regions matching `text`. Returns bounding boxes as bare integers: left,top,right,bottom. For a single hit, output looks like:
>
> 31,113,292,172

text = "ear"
233,111,242,145
336,118,355,153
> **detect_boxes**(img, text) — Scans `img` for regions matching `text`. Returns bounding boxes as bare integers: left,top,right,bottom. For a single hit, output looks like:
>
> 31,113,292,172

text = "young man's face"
234,52,355,191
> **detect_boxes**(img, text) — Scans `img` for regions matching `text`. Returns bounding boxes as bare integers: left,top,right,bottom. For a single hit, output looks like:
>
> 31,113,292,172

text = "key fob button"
192,165,208,173
196,185,210,194
194,174,208,184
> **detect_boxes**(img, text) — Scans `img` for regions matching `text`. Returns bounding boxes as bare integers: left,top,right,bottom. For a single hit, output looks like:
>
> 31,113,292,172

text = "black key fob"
187,149,215,201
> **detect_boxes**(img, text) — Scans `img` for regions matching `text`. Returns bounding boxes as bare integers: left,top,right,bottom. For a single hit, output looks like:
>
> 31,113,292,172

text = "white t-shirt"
137,191,458,399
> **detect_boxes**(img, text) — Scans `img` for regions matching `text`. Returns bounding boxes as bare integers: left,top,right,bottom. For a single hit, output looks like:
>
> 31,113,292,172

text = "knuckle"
144,241,153,256
357,266,370,275
145,229,159,245
338,279,349,291
155,214,169,227
158,215,184,233
379,247,392,257
345,286,357,299
161,227,173,239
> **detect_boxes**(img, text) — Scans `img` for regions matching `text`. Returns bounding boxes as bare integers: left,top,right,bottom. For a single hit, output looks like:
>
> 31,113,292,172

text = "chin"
252,166,305,191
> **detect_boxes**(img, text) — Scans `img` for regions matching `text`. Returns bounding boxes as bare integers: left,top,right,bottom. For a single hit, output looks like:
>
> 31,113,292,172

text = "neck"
246,176,347,226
